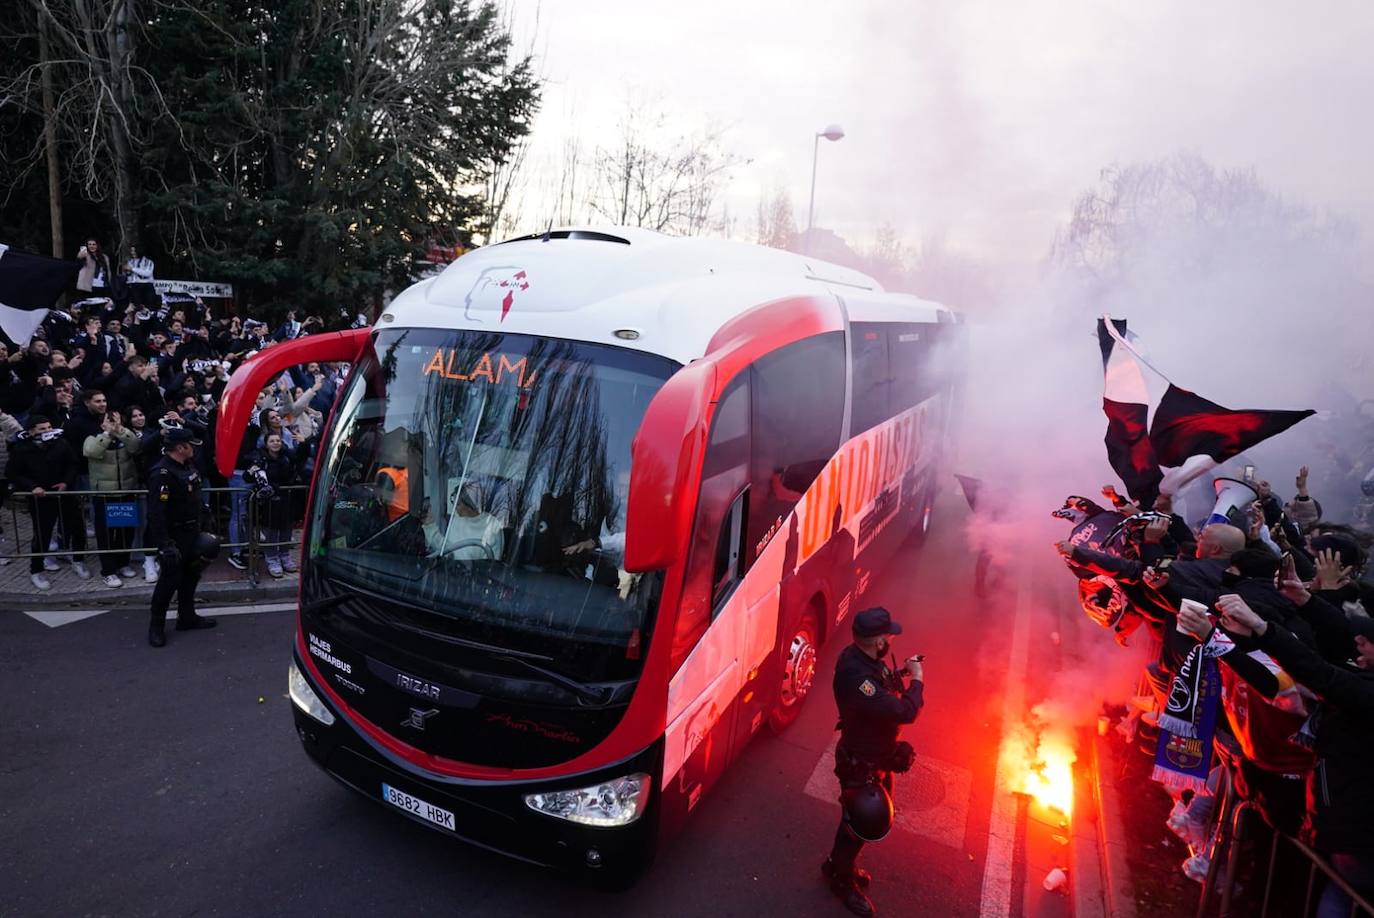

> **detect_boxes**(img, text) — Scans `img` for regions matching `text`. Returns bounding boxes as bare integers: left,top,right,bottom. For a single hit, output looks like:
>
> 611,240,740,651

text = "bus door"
661,373,752,829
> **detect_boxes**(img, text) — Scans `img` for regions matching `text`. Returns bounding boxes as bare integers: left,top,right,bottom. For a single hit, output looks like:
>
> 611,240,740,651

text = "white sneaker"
72,561,92,580
118,566,137,579
102,574,123,588
1166,800,1191,840
267,559,284,578
144,558,159,583
31,573,52,590
1182,854,1210,883
43,557,61,572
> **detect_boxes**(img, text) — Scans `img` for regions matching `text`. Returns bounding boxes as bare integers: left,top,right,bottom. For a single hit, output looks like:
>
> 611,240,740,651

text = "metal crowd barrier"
1,484,308,587
1196,759,1374,918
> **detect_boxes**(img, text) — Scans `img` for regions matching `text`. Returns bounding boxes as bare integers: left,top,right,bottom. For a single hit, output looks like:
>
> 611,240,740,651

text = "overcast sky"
507,1,1374,272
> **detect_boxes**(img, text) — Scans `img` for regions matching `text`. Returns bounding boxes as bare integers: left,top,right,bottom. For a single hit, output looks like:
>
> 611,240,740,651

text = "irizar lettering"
397,673,441,700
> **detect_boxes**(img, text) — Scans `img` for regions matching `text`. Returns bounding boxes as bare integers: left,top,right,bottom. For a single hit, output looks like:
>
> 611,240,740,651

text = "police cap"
162,426,202,447
853,607,902,638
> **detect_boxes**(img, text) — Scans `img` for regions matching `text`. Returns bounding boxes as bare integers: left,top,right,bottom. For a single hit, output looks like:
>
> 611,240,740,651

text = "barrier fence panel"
1196,759,1374,918
2,485,309,586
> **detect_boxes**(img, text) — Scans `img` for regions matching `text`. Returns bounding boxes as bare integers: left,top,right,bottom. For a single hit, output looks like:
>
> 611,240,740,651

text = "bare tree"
589,99,745,236
1046,153,1354,294
755,184,796,250
37,14,63,256
8,0,160,250
860,223,908,287
481,134,530,244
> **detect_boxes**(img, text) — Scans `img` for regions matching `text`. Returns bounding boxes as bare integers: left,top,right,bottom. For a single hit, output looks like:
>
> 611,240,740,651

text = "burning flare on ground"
1002,721,1077,818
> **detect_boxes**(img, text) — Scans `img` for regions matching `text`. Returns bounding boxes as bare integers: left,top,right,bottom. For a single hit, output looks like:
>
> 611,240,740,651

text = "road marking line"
23,601,295,628
192,602,297,617
804,737,973,849
22,610,108,628
978,565,1033,918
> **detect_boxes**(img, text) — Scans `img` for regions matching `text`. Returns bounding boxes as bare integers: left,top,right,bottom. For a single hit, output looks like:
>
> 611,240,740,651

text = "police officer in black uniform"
823,607,924,917
146,426,217,647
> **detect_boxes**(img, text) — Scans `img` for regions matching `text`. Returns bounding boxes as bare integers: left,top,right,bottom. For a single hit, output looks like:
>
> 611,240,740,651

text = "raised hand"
1217,594,1266,637
1247,501,1265,541
1313,548,1354,591
1143,566,1171,590
1295,466,1310,497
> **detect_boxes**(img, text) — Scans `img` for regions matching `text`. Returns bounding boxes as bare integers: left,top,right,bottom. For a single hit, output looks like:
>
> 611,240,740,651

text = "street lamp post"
805,123,845,251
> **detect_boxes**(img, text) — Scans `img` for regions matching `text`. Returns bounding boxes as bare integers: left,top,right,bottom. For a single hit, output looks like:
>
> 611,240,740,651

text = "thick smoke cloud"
956,153,1373,758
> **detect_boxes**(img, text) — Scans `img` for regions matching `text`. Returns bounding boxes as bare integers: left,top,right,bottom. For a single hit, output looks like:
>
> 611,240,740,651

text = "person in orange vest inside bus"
375,465,409,522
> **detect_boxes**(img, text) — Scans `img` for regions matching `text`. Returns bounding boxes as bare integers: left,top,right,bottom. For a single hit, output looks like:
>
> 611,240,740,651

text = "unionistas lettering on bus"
797,402,930,562
421,348,539,388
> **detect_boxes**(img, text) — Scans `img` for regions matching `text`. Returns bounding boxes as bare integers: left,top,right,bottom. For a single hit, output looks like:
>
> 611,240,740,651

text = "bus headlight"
288,660,335,725
524,773,652,827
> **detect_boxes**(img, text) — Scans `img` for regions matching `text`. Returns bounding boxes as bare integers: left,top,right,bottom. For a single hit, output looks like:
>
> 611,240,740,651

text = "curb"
1092,730,1137,918
11,578,297,611
1072,726,1107,917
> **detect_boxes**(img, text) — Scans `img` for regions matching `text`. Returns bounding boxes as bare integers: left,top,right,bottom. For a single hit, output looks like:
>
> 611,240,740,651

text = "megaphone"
1206,477,1258,529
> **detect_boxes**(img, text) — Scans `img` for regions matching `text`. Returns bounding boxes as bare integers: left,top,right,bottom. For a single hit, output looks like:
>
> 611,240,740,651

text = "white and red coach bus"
215,227,963,881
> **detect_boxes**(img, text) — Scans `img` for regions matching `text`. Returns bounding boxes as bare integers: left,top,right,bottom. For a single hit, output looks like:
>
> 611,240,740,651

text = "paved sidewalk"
0,504,299,610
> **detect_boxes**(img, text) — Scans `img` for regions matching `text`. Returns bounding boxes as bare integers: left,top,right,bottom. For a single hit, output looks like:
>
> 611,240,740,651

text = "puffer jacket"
83,425,141,492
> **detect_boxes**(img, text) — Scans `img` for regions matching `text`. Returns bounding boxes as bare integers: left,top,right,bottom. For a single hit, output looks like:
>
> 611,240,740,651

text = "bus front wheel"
768,605,821,734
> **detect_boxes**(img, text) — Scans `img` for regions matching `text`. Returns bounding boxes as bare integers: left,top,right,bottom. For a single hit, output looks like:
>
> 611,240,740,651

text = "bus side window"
850,323,891,435
671,374,751,671
747,332,845,561
889,324,932,414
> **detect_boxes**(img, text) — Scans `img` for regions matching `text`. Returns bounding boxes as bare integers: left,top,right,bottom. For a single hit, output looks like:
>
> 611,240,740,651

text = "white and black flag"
0,243,79,346
1098,315,1315,507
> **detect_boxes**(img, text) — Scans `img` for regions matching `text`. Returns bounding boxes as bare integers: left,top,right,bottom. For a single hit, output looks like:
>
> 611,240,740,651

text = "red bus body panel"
213,328,370,477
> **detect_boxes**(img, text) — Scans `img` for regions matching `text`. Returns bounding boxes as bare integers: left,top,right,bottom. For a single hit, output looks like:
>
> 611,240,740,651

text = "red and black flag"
1097,317,1314,504
1149,385,1314,472
1098,318,1162,505
0,243,78,346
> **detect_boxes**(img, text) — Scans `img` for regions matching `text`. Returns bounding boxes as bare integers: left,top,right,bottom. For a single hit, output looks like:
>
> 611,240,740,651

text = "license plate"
381,783,456,831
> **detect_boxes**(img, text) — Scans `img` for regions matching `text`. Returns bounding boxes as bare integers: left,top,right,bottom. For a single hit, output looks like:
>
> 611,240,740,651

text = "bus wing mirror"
213,328,369,478
623,361,716,573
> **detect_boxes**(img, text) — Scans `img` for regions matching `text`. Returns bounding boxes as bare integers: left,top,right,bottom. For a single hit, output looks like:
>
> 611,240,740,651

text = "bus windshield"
307,328,678,682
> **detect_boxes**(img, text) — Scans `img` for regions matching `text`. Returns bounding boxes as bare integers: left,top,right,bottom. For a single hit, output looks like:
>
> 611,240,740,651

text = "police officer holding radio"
823,607,925,917
146,425,219,647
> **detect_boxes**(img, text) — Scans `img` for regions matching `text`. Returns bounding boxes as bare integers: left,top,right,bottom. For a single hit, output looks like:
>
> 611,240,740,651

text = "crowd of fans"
1054,452,1374,916
0,245,363,588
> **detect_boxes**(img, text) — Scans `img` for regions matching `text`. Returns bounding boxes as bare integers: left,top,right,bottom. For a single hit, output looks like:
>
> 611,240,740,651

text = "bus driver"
424,482,504,561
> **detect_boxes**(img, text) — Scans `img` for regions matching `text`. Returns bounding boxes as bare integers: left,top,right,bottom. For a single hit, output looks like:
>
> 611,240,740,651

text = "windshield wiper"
317,572,557,662
384,615,558,662
301,591,353,616
492,653,617,706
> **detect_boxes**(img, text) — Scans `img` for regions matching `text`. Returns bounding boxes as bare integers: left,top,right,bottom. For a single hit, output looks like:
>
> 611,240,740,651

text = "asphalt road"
0,492,1065,917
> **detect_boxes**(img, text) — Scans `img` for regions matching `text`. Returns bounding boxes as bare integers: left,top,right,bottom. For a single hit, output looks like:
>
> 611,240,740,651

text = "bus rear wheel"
768,605,820,734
